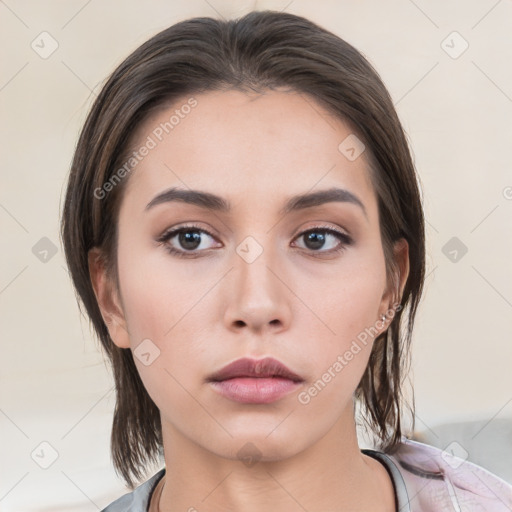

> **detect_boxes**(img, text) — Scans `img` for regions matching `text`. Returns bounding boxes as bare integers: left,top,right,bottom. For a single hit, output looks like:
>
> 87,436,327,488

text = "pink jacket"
370,437,512,511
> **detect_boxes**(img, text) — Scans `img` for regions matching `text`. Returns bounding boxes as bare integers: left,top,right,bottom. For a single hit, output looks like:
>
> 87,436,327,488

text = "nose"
223,240,292,335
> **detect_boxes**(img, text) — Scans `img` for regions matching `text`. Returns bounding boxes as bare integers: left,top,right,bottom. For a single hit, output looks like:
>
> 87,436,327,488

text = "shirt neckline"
361,448,411,512
146,469,165,512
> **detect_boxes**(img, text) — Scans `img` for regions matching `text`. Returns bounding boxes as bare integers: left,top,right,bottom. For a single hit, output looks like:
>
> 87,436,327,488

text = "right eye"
157,224,221,258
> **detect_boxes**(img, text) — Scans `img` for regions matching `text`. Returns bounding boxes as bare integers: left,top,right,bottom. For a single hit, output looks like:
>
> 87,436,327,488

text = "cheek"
298,252,386,383
116,242,212,403
296,290,378,410
116,235,202,342
309,255,386,334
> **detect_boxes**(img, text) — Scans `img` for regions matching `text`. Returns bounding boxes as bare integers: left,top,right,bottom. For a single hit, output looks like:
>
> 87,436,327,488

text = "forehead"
120,88,376,216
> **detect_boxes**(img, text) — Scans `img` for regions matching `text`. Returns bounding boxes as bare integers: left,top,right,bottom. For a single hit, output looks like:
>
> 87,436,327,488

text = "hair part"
60,10,425,489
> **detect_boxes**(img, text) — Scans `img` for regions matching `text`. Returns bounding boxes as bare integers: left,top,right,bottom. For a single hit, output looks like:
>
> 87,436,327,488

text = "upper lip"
207,357,304,382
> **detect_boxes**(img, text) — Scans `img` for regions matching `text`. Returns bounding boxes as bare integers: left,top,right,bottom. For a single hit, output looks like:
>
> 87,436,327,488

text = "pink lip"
207,357,304,404
209,377,303,404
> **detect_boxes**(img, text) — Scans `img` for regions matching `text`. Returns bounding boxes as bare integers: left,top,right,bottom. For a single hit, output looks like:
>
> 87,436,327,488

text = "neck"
156,406,395,512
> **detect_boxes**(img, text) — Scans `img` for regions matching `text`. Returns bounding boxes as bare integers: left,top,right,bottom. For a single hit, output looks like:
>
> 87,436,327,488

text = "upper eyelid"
293,224,350,238
158,223,218,242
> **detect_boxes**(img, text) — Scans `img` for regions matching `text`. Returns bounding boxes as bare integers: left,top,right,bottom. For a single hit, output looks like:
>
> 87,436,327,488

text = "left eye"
293,228,352,252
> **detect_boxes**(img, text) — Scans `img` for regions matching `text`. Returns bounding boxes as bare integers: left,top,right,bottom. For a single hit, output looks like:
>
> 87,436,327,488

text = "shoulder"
384,437,512,511
101,468,166,512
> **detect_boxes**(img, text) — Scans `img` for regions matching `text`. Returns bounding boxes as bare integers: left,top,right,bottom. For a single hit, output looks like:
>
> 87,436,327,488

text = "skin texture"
89,89,409,512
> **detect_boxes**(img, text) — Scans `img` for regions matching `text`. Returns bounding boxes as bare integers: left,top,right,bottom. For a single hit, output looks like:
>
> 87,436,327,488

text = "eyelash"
156,223,353,259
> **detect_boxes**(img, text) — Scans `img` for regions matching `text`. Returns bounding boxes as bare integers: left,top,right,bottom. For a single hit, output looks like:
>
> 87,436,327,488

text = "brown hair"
60,10,425,489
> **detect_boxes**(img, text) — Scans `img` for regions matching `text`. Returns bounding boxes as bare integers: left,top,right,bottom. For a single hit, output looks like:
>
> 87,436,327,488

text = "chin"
202,429,309,464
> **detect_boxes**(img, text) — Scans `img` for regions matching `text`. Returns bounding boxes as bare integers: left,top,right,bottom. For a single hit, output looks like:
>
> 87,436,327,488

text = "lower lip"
209,377,303,404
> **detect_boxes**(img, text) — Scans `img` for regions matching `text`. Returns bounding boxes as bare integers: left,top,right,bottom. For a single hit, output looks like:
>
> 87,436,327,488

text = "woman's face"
91,88,407,461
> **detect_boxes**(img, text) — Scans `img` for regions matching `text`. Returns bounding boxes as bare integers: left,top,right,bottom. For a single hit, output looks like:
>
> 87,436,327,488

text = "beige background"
1,0,511,510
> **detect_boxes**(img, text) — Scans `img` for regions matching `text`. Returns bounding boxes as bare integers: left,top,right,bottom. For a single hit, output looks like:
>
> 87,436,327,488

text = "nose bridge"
224,232,291,331
235,233,279,302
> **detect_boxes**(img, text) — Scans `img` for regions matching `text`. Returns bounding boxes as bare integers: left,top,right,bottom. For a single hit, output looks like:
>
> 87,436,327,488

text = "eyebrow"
145,186,367,219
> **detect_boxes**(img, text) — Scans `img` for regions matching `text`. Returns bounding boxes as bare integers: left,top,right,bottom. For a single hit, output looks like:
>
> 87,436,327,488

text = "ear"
88,247,131,349
379,237,410,316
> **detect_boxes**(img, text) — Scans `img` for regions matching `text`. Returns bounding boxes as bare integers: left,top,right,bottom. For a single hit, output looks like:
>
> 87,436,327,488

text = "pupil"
179,230,201,250
305,232,325,250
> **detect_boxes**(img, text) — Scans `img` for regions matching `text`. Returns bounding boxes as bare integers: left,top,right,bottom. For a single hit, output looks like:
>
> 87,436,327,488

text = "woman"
60,10,512,512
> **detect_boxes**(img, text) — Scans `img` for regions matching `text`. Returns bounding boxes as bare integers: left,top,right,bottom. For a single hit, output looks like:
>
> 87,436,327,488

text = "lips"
207,357,304,404
207,357,303,383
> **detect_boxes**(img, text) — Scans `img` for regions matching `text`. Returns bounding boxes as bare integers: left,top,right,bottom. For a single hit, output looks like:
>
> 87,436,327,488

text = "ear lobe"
88,247,131,349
